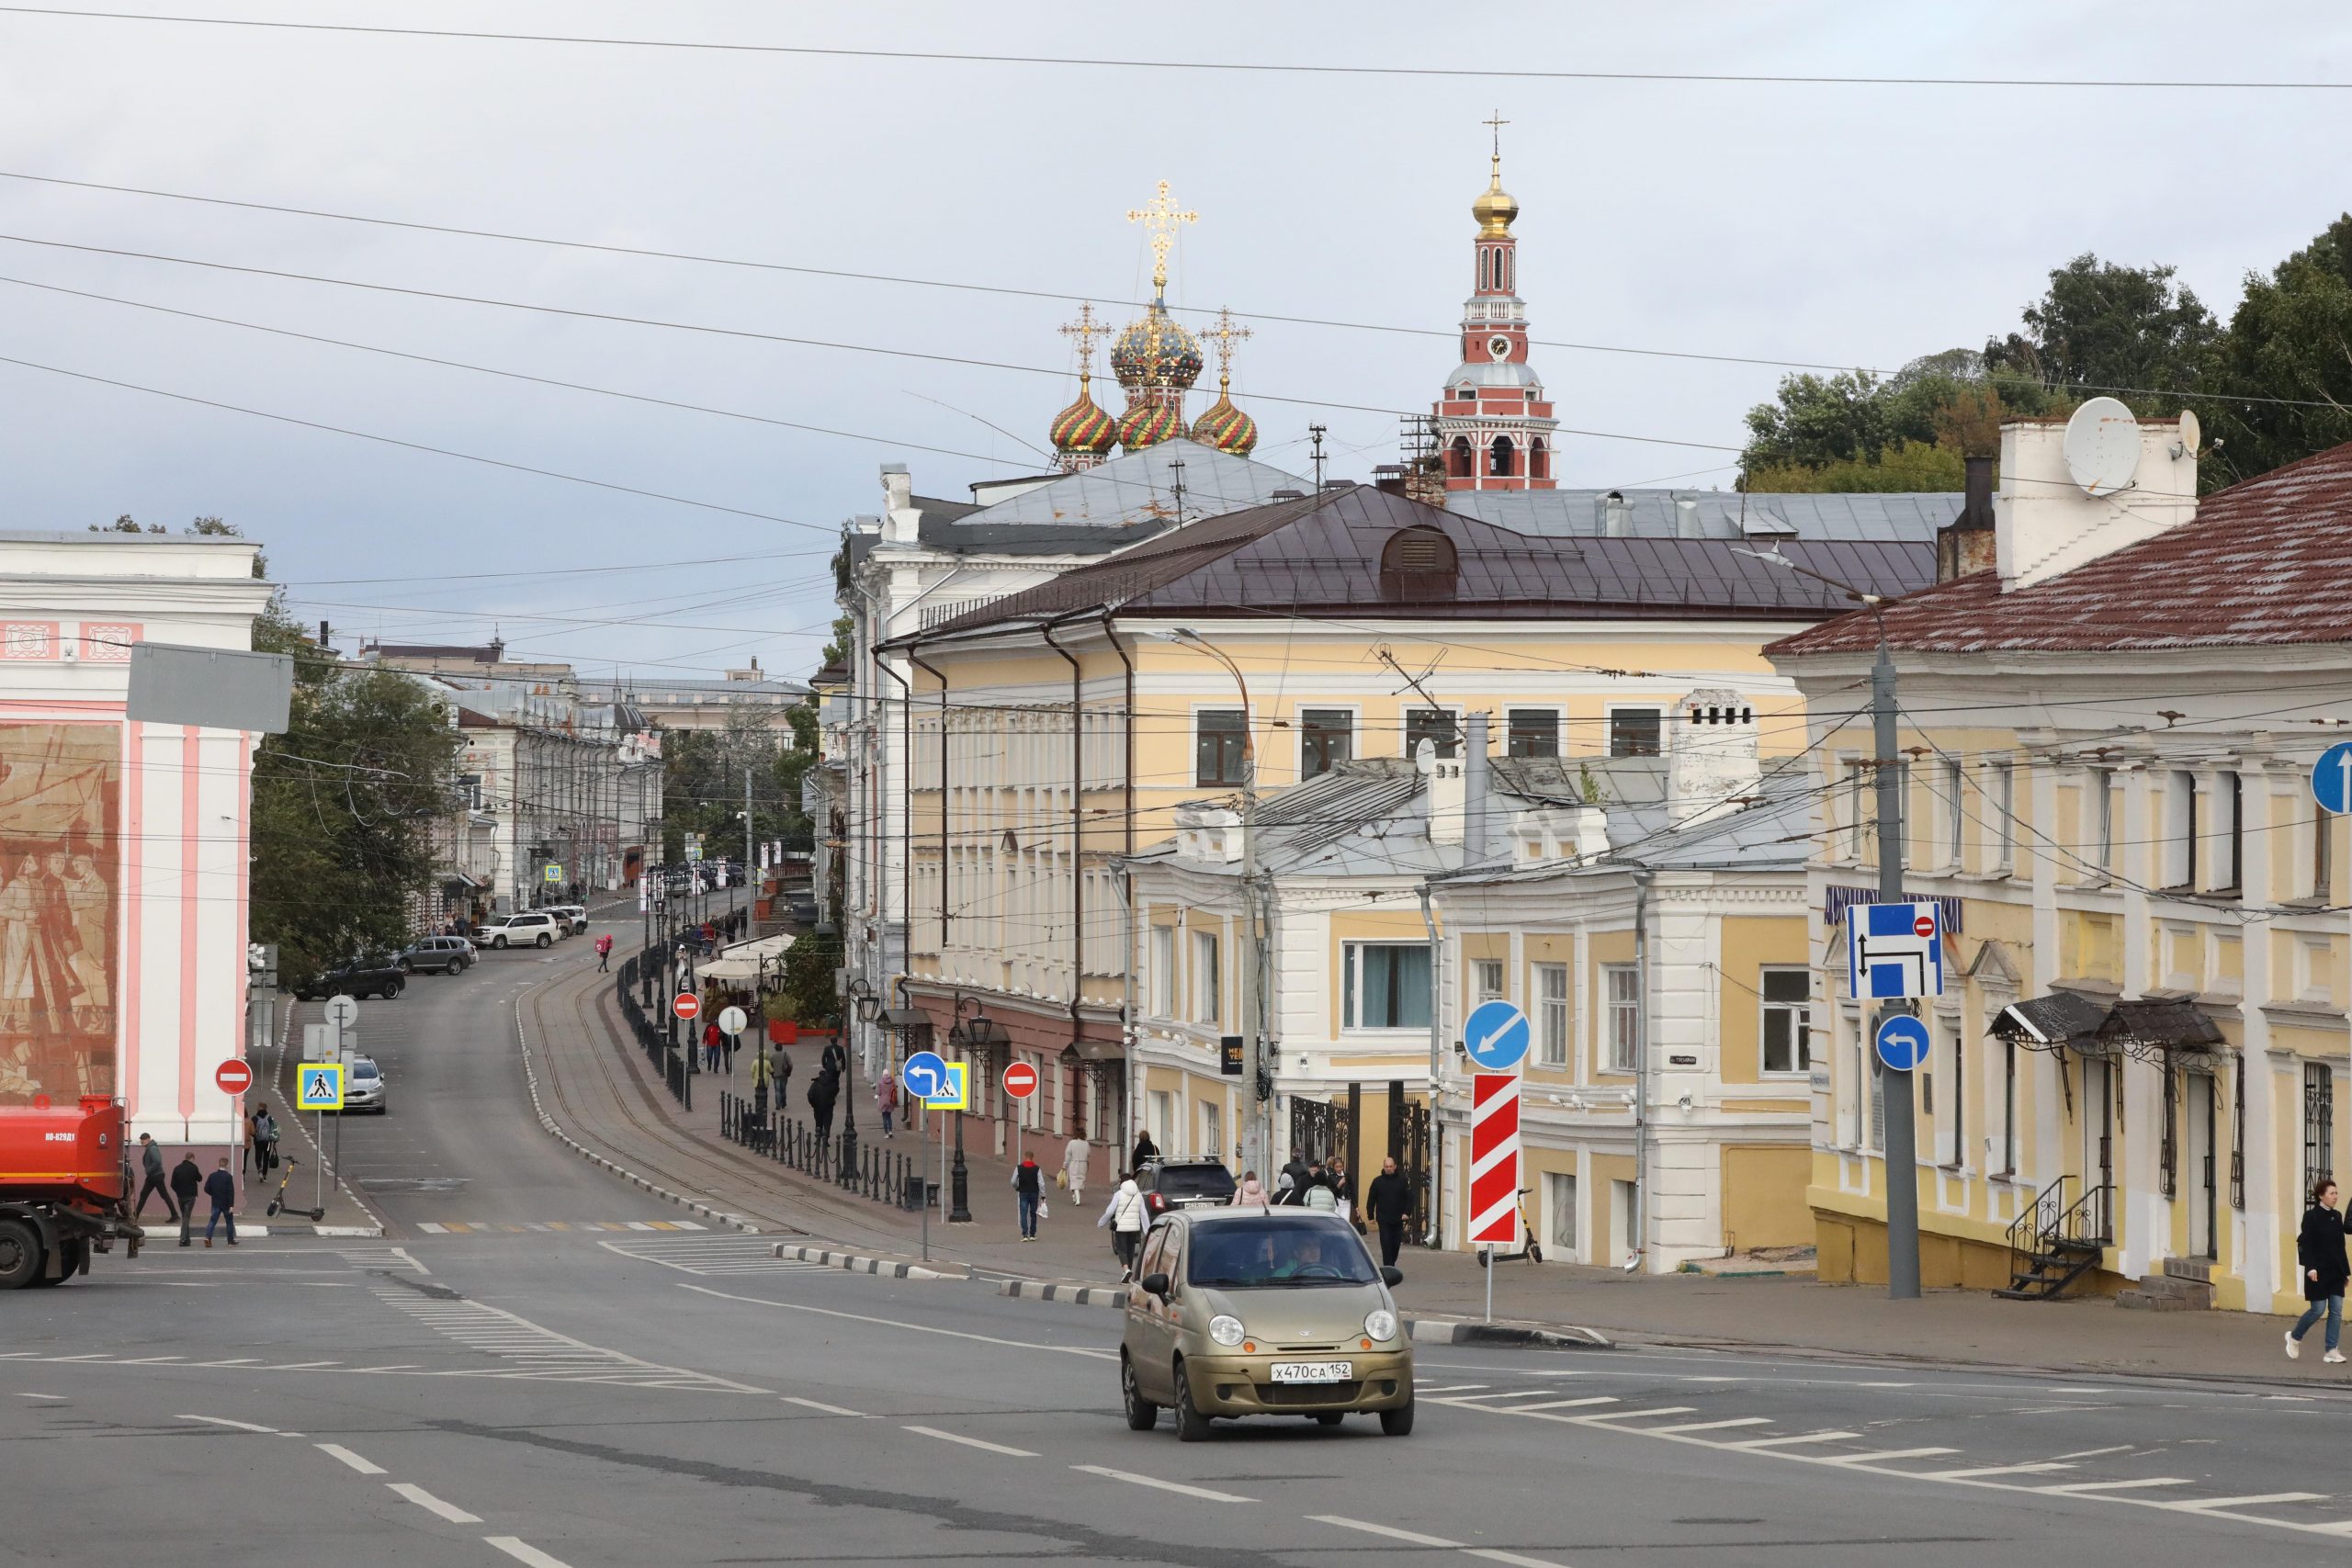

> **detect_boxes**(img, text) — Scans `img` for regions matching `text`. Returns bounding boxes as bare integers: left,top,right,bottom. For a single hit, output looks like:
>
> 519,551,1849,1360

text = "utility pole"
1309,424,1328,491
744,762,756,902
1872,640,1923,1301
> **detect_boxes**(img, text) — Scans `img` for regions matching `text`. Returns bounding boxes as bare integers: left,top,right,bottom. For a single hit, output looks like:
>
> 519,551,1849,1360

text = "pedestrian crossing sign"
296,1061,345,1111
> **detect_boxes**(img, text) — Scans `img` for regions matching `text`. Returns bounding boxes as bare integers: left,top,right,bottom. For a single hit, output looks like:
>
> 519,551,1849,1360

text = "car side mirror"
1138,1271,1171,1298
1380,1266,1404,1287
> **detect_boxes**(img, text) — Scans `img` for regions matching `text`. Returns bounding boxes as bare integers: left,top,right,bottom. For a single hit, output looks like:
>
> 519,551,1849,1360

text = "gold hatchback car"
1119,1208,1414,1440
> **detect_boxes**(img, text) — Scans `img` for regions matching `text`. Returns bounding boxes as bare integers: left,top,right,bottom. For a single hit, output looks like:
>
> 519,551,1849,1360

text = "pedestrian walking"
133,1134,178,1224
1230,1169,1269,1206
1329,1154,1356,1224
703,1019,723,1074
1060,1132,1089,1205
1100,1172,1146,1280
1303,1160,1338,1213
594,931,613,972
251,1103,278,1176
775,1049,795,1124
809,1068,838,1145
169,1151,203,1247
875,1068,899,1136
1364,1156,1412,1267
1012,1152,1043,1241
2287,1177,2348,1364
1276,1154,1313,1206
750,1050,773,1124
201,1157,238,1247
1130,1128,1159,1173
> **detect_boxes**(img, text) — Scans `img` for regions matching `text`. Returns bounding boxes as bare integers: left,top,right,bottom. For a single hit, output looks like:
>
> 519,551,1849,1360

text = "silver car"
340,1056,388,1115
1120,1208,1413,1441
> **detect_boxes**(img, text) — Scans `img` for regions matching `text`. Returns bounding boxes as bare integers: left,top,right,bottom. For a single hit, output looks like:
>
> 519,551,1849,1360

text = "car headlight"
1208,1314,1246,1348
1363,1309,1397,1342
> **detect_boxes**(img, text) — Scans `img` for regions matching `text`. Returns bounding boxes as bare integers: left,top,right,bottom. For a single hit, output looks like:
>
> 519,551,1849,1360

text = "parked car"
474,911,559,950
1120,1208,1412,1440
1137,1158,1238,1217
786,897,819,926
340,1055,388,1114
397,935,474,975
543,904,589,935
293,956,403,1001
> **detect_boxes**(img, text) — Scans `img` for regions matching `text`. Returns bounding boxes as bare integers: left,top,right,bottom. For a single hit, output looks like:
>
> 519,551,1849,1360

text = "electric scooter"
263,1157,326,1223
1475,1189,1544,1267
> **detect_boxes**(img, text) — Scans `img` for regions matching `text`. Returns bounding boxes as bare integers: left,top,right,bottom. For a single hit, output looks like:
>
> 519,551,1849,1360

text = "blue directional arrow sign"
901,1050,950,1101
2313,742,2352,816
1463,999,1532,1072
1874,1013,1932,1074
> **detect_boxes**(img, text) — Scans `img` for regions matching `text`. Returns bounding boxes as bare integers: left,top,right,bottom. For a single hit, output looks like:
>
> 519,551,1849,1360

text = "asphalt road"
5,911,2346,1566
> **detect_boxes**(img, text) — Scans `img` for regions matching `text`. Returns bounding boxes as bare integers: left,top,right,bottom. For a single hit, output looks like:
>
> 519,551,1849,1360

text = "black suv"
1138,1158,1238,1217
293,956,405,1001
397,935,474,975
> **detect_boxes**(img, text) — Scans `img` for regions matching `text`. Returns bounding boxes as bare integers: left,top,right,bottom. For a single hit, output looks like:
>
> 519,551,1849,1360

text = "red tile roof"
1768,439,2352,659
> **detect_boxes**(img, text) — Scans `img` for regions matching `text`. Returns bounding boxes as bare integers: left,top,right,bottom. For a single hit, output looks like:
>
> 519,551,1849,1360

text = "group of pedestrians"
130,1133,242,1247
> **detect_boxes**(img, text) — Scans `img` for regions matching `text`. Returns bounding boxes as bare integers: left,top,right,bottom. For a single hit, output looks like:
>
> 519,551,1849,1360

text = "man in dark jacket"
133,1134,177,1223
808,1069,839,1145
1277,1156,1314,1205
1131,1129,1159,1173
169,1152,204,1247
1363,1156,1413,1266
201,1157,238,1247
1012,1153,1043,1240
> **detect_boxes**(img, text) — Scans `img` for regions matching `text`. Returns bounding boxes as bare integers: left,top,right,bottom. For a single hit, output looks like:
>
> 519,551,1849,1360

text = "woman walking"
1100,1172,1146,1280
1230,1169,1269,1206
2288,1177,2347,1364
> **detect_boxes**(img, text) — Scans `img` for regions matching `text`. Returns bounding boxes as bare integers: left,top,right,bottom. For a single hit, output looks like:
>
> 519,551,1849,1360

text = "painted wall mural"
0,724,120,1105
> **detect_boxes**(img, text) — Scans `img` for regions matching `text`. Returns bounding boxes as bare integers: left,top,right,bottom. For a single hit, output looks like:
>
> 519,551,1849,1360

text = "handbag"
1055,1168,1068,1190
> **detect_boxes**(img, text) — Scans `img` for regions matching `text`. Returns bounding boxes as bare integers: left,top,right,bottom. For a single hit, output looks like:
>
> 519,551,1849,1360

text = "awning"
2094,998,2231,1065
1060,1038,1125,1064
698,957,763,985
1987,990,2109,1054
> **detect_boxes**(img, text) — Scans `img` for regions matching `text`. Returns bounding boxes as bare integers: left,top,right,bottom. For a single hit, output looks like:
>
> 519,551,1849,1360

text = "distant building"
1432,132,1559,492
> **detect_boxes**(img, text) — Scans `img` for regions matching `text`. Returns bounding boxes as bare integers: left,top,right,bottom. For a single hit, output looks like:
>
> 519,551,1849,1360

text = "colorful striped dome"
1111,300,1203,398
1117,398,1185,453
1050,378,1118,457
1189,389,1258,456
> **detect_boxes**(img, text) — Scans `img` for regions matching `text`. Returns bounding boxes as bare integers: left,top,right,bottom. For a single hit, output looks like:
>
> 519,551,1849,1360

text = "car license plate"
1270,1360,1352,1384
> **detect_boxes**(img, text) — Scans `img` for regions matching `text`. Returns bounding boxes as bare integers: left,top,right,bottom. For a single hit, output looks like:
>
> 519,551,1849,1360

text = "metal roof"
913,439,1309,556
1448,488,1961,544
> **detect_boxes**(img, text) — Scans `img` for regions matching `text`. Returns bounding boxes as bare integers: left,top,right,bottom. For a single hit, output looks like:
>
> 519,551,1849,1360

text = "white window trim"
1533,961,1570,1068
1342,939,1434,1033
1401,704,1464,762
1602,963,1640,1074
1758,965,1812,1078
1192,929,1221,1026
1295,703,1359,782
1603,703,1665,758
1189,701,1250,790
1503,705,1565,759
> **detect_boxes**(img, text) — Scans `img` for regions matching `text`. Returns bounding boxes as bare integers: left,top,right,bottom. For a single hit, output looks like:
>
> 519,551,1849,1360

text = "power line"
2,11,2342,90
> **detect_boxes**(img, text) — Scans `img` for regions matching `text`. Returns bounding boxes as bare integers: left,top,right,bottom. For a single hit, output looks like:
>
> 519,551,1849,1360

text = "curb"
514,972,762,1235
1406,1317,1613,1349
996,1278,1125,1308
773,1242,965,1280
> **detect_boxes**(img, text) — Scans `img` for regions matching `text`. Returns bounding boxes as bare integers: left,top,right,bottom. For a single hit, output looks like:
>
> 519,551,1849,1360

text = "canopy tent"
698,931,795,987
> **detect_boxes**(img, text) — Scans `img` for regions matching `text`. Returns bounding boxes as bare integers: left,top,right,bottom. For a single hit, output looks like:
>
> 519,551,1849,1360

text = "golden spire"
1474,110,1519,237
1201,306,1251,394
1125,179,1198,297
1059,300,1108,388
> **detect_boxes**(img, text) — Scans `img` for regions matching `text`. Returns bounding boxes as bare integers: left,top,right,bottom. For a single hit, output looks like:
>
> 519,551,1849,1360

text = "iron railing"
716,1089,924,1211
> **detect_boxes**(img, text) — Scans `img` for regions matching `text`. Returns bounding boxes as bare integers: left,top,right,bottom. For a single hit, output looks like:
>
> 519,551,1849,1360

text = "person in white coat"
1098,1174,1146,1280
1062,1134,1091,1205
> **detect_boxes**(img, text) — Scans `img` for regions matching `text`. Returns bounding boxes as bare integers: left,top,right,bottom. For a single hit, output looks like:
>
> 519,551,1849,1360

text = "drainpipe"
909,647,951,955
1631,868,1655,1273
1101,611,1136,1148
1418,883,1443,1249
1041,616,1087,1135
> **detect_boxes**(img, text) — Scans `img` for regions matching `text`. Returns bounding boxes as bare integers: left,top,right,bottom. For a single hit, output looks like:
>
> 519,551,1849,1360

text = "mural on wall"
0,724,119,1105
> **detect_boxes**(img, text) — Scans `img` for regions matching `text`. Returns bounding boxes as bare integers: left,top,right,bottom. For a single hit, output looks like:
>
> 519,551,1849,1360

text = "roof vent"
1270,488,1306,502
1602,491,1631,536
1379,525,1459,601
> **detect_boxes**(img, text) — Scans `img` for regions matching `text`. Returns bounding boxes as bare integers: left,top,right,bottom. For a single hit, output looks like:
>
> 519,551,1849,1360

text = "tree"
2196,214,2352,491
1984,254,2218,410
92,515,164,534
1741,354,2059,489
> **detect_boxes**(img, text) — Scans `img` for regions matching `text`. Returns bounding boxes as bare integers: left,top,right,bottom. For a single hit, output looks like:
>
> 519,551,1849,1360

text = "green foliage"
1984,254,2218,409
658,704,813,863
249,606,460,992
93,515,164,534
2196,214,2352,491
1744,438,1968,494
774,929,842,1028
819,615,854,671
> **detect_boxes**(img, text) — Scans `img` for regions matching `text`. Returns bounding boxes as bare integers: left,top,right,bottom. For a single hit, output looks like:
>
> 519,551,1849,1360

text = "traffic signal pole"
1873,641,1922,1302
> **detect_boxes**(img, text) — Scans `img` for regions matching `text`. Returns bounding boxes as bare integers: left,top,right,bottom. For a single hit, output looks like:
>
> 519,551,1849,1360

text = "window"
2306,1064,2336,1199
1489,435,1515,477
1544,1170,1578,1256
1604,964,1639,1072
2000,1039,2018,1176
2092,768,2116,873
1300,708,1353,778
1474,960,1504,1003
1448,436,1473,478
1938,1020,1964,1167
2165,772,2198,888
1529,438,1548,480
1343,942,1431,1031
1942,759,1964,866
1199,1100,1223,1167
1989,761,2016,872
1535,963,1569,1066
1759,968,1810,1075
1148,926,1176,1018
1192,931,1220,1026
1868,1051,1886,1152
1194,710,1248,787
1609,708,1661,758
1404,707,1458,761
2221,772,2243,891
1148,1090,1174,1156
1506,709,1559,759
2318,807,2335,902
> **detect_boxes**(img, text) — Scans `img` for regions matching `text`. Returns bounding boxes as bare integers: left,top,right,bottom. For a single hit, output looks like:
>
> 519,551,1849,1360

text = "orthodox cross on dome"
1483,110,1510,162
1059,301,1108,378
1202,307,1251,388
1125,179,1198,293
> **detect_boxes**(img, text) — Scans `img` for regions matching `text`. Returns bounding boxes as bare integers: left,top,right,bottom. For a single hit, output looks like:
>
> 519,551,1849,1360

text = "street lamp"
1150,626,1273,1183
1738,545,1919,1302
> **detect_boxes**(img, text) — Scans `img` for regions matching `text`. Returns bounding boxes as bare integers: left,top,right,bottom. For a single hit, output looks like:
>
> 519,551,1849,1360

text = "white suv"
544,904,589,935
475,910,559,949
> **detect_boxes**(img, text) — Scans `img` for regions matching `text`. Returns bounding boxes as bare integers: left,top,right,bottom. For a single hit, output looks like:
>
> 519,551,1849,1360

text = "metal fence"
615,948,690,1111
716,1089,926,1211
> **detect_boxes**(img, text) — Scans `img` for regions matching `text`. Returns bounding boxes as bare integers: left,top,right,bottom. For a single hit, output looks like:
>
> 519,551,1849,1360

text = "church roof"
1447,488,1960,544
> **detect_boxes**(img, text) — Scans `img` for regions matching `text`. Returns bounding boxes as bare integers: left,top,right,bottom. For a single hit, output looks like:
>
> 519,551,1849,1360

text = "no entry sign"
214,1060,252,1095
673,993,701,1021
1003,1061,1039,1100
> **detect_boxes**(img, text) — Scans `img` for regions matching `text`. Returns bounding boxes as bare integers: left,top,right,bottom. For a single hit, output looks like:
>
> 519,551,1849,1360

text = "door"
1611,1179,1638,1268
1136,1223,1182,1400
2188,1072,2217,1259
2083,1057,2114,1238
1124,1223,1174,1399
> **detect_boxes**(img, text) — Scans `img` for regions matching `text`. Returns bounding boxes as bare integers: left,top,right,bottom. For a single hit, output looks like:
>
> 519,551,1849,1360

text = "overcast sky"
4,3,2348,683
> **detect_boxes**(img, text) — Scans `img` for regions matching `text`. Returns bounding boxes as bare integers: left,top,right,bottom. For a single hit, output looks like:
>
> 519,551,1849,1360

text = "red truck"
0,1096,145,1289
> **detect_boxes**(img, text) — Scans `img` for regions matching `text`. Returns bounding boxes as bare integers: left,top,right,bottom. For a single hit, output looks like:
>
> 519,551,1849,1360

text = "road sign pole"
1485,1245,1494,1324
1873,642,1922,1302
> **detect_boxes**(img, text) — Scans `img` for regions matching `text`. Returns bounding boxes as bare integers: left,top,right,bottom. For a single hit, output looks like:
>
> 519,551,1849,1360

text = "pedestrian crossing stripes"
595,1235,829,1277
413,1220,707,1234
368,1286,763,1393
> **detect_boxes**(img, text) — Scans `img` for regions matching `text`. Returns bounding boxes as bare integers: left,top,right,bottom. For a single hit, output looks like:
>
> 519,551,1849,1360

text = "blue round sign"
2314,742,2352,816
901,1050,951,1101
1463,1000,1532,1072
1874,1014,1932,1074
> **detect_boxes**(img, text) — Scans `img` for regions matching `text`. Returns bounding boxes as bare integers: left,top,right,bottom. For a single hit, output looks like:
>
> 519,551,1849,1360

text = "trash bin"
901,1171,926,1212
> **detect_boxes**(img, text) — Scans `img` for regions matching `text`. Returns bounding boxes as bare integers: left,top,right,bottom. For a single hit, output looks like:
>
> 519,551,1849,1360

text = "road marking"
782,1396,868,1417
2039,1478,2190,1495
1072,1465,1253,1503
2163,1493,2325,1511
2052,1445,2134,1460
15,1393,64,1401
1727,1430,1860,1450
678,1284,1117,1359
1922,1462,2075,1480
1496,1396,1619,1413
1307,1514,1566,1568
903,1425,1039,1458
1415,1383,1489,1394
1822,1448,1959,1465
194,1359,264,1367
417,1223,447,1234
1441,1389,1566,1404
1643,1417,1774,1435
389,1483,481,1523
316,1443,386,1474
485,1540,575,1568
178,1414,280,1434
1578,1405,1696,1423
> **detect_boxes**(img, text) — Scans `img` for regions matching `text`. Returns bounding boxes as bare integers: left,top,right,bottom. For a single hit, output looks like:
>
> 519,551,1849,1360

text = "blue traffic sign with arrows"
1463,1000,1532,1072
1874,1013,1932,1074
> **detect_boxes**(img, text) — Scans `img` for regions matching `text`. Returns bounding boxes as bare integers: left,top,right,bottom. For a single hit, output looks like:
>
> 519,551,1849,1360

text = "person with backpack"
594,931,613,972
251,1104,278,1176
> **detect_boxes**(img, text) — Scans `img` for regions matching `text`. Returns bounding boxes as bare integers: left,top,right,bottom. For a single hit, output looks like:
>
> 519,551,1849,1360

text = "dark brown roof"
899,484,1934,643
1770,439,2352,659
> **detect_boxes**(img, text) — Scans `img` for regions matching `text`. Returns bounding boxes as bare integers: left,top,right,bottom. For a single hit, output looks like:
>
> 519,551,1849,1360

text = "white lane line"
1498,1396,1620,1413
389,1483,482,1523
782,1396,869,1417
315,1443,386,1475
2310,1519,2352,1536
2039,1478,2190,1495
1072,1464,1254,1503
119,1357,185,1364
485,1540,574,1568
2163,1493,2325,1512
1415,1384,1489,1394
1822,1448,1959,1465
2052,1444,2133,1460
1441,1389,1566,1404
194,1359,264,1368
1578,1405,1696,1423
178,1415,279,1434
903,1425,1039,1458
1307,1514,1566,1568
1727,1430,1860,1450
679,1284,1116,1360
1644,1417,1774,1436
1922,1462,2075,1480
15,1393,65,1401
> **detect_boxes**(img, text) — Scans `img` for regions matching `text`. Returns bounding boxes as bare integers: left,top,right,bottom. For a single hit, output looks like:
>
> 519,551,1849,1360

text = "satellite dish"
2062,397,2141,497
2176,407,2201,455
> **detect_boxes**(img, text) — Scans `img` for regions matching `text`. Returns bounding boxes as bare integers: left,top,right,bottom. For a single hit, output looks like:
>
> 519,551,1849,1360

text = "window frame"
1941,757,1965,868
1988,759,2016,873
1505,707,1561,760
1342,940,1434,1032
1473,959,1505,1005
1544,1168,1577,1257
1606,706,1662,759
1403,706,1460,762
1148,925,1176,1018
1192,930,1220,1026
1298,706,1355,780
1602,963,1640,1074
1534,962,1569,1067
1758,966,1811,1077
1193,708,1249,789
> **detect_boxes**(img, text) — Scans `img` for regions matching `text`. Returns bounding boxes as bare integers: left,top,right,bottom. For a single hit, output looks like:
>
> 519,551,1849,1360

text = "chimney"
1602,491,1631,536
1422,742,1466,846
1666,687,1761,828
1935,455,1997,581
1995,408,2199,592
879,463,920,544
1674,497,1702,539
1463,713,1492,864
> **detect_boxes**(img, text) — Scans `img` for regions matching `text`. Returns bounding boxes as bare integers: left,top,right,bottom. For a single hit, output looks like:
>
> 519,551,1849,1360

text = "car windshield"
1185,1218,1379,1288
352,1063,379,1080
1154,1165,1237,1200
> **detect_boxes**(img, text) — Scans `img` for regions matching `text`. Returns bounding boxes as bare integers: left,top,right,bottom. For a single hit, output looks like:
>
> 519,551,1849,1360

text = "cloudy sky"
3,3,2347,682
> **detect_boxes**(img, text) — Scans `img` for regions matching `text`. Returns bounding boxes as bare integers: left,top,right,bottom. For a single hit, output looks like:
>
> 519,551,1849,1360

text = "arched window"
1447,436,1473,479
1489,435,1515,477
1478,250,1490,291
1530,438,1548,480
1379,526,1460,601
